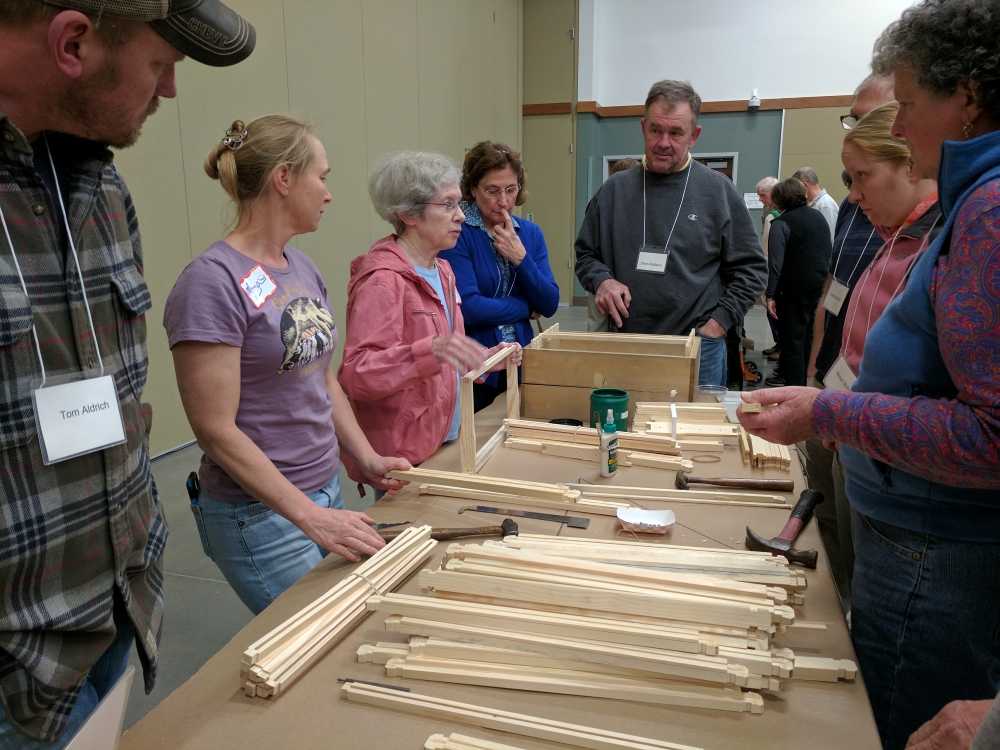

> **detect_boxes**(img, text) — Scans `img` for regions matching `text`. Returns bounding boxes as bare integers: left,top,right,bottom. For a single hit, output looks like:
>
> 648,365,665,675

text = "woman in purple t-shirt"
163,116,411,614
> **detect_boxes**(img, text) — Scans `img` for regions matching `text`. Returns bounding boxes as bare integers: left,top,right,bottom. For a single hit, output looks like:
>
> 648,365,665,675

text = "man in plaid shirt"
0,1,253,745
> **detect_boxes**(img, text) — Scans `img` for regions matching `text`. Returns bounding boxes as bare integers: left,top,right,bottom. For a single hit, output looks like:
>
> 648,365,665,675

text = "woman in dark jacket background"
440,141,560,411
764,178,833,387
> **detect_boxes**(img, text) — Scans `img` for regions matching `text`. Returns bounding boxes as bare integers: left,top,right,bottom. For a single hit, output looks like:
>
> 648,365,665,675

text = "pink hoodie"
337,236,464,485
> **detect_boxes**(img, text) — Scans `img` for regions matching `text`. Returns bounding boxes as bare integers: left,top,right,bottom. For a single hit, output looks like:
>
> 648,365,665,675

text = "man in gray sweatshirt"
575,80,767,386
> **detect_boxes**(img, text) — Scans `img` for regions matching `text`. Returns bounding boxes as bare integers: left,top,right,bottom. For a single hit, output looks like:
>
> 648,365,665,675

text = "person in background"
739,1,1000,746
0,1,254,745
440,142,558,411
763,178,832,387
802,73,895,594
586,157,640,332
165,116,408,615
575,79,767,386
793,166,840,240
755,176,781,360
339,152,520,493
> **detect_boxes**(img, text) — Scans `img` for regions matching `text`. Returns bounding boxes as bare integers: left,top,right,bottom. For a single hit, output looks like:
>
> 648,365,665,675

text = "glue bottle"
600,408,619,477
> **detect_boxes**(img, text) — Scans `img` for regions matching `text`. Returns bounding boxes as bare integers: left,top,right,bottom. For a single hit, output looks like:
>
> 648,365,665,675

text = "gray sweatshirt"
575,160,767,334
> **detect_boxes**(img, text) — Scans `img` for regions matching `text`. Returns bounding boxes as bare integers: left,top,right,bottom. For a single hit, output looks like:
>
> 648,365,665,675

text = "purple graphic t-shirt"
163,241,340,501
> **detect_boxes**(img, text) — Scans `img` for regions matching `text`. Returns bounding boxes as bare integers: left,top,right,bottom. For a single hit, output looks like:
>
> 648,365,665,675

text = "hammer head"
745,526,818,568
501,518,519,538
675,470,688,490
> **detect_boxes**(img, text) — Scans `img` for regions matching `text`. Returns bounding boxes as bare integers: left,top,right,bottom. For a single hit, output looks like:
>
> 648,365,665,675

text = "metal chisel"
458,505,590,529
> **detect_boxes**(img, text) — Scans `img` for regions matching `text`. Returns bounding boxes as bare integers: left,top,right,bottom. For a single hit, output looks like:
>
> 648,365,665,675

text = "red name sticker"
239,265,278,308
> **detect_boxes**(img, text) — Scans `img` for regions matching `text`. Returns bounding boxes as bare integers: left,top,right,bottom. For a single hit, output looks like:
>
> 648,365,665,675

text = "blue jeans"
851,511,1000,750
191,474,345,615
0,593,134,750
696,330,727,387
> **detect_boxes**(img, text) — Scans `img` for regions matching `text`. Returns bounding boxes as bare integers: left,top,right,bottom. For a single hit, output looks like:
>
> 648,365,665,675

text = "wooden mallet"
675,470,794,493
379,517,518,543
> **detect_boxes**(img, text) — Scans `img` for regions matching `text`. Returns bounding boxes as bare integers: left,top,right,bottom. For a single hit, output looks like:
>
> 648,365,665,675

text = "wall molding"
522,102,573,115
577,95,853,118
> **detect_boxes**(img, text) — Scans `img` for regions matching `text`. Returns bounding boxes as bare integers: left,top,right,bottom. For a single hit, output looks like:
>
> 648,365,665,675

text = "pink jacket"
337,236,464,485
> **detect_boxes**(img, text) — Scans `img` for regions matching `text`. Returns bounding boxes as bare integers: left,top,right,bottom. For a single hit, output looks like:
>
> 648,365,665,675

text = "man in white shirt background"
793,166,839,240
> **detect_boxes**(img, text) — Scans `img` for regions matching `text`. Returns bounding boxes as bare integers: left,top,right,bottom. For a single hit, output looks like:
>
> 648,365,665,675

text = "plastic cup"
695,385,729,404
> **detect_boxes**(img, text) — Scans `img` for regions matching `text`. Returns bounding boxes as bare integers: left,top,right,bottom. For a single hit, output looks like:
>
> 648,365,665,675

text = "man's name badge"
636,247,670,274
32,375,126,464
822,279,849,316
826,356,857,392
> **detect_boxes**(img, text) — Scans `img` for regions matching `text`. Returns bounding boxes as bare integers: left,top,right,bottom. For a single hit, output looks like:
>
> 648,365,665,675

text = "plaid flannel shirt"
0,110,167,742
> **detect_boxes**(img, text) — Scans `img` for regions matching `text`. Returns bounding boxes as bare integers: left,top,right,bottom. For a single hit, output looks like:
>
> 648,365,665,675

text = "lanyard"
842,214,941,358
642,159,692,253
0,133,105,387
830,204,877,285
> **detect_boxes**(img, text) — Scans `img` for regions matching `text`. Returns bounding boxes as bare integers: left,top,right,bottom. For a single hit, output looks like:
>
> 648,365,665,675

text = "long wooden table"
121,402,880,750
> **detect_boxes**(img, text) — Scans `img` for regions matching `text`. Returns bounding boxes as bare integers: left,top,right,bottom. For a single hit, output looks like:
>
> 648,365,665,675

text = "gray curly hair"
368,151,461,234
871,0,1000,122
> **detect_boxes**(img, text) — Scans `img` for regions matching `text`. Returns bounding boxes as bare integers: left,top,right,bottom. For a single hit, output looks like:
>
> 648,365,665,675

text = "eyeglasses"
840,114,858,130
422,200,463,213
477,184,520,200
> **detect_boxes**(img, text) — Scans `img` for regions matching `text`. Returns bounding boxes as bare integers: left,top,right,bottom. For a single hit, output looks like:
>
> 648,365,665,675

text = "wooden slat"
522,102,573,115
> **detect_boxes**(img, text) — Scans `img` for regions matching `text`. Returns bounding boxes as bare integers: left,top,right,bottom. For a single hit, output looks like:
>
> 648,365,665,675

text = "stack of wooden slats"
341,682,706,750
425,734,531,750
632,402,734,452
502,418,693,472
240,525,437,698
563,482,790,508
355,536,857,717
387,467,642,517
739,428,792,470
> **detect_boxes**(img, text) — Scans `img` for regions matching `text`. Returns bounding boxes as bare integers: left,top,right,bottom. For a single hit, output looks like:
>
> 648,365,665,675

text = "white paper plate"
616,507,675,534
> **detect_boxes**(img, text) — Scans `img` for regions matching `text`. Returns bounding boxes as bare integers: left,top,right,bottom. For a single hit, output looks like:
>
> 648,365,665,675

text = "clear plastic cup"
695,385,729,403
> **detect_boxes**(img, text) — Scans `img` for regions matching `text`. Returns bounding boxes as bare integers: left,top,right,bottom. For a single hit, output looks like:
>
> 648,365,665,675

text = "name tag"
636,248,670,274
240,264,278,308
822,279,849,316
826,356,857,392
32,375,126,464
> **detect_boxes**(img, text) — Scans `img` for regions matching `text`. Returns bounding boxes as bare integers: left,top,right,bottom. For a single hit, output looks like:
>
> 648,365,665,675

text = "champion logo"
688,214,698,220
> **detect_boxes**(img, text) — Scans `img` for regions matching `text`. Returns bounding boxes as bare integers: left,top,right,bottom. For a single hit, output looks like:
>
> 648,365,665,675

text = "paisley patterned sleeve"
812,183,1000,488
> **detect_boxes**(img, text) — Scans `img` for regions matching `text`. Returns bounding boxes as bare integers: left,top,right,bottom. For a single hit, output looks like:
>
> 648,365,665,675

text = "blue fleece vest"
841,130,1000,542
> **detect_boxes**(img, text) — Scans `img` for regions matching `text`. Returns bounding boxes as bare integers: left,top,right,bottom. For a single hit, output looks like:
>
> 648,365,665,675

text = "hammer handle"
776,489,824,542
379,526,503,543
688,477,794,492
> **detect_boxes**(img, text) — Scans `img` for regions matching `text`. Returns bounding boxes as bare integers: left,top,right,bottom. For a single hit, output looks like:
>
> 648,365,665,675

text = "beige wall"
114,0,522,455
780,106,850,204
520,0,578,303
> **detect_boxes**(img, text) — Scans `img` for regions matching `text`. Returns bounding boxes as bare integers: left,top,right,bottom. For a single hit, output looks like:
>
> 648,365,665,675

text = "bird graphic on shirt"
277,297,336,373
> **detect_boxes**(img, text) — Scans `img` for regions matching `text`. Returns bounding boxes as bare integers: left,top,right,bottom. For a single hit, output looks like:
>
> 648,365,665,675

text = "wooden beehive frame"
458,345,520,473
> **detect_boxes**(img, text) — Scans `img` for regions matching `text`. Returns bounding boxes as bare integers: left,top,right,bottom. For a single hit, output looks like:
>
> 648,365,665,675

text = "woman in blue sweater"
440,141,560,411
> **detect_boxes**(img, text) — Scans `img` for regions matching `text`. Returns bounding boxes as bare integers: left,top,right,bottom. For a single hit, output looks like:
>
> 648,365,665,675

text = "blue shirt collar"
938,130,1000,217
463,201,520,234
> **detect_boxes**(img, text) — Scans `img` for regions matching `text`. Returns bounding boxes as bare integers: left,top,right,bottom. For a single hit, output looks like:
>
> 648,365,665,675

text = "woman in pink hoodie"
338,152,521,494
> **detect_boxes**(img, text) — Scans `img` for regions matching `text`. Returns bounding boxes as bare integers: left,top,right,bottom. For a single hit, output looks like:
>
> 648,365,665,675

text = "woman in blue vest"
738,2,1000,748
440,142,560,411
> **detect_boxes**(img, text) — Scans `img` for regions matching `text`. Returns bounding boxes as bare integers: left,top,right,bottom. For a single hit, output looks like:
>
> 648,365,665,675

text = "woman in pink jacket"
338,151,521,495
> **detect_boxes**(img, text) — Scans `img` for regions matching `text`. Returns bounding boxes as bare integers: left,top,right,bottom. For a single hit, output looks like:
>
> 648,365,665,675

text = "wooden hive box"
520,324,702,424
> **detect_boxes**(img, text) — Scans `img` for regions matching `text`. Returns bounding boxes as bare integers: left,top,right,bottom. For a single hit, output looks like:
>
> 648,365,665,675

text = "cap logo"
186,17,232,45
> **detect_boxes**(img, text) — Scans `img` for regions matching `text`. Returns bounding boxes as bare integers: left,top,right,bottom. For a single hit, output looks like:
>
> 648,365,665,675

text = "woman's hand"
299,505,386,562
485,342,522,372
737,386,821,444
492,210,527,265
359,453,413,495
766,299,778,319
432,333,488,373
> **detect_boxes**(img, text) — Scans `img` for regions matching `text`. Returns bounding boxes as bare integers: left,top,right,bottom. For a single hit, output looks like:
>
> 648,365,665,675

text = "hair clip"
222,127,248,150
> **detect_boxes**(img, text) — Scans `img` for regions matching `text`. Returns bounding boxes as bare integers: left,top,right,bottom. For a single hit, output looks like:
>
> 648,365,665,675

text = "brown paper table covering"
121,401,879,750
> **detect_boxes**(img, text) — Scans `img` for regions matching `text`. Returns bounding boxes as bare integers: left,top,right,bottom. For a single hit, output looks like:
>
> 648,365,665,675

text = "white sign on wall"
744,193,764,210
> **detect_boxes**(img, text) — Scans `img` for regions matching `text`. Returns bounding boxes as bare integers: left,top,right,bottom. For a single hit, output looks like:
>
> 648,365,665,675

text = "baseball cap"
43,0,255,67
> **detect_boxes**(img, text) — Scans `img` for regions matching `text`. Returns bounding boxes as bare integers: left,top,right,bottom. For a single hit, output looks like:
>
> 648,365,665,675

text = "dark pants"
776,285,823,386
473,370,507,413
767,309,780,347
851,512,1000,750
